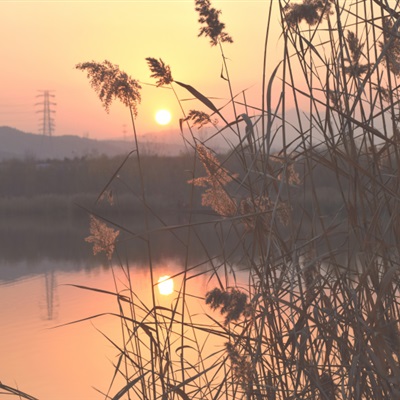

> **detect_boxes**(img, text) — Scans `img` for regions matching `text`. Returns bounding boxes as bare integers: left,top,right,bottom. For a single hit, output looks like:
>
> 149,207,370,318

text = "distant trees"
0,154,198,217
0,154,190,197
0,152,351,220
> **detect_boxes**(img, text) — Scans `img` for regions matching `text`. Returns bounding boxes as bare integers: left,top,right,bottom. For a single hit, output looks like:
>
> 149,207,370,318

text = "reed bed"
4,0,400,398
78,1,400,398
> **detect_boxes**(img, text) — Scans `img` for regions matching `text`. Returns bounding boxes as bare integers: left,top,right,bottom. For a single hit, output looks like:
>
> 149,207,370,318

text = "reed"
52,0,400,399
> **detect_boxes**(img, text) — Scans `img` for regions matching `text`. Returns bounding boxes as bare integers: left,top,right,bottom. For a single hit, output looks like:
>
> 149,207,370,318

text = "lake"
0,216,240,399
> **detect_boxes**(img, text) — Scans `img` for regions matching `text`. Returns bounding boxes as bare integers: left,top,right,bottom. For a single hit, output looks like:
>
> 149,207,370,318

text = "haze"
0,1,277,140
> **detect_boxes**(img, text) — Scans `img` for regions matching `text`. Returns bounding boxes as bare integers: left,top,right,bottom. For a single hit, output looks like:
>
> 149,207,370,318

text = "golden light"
155,109,172,125
157,275,174,295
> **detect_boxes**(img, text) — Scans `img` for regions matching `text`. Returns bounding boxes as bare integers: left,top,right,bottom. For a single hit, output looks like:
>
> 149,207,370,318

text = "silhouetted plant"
379,17,400,76
184,110,218,129
344,31,369,77
284,0,333,27
145,57,174,87
189,143,237,217
76,60,141,114
85,215,119,260
69,1,400,399
225,342,253,394
194,0,233,46
205,287,249,324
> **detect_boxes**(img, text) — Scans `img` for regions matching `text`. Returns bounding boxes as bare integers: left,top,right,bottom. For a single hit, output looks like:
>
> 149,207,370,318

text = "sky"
0,0,282,140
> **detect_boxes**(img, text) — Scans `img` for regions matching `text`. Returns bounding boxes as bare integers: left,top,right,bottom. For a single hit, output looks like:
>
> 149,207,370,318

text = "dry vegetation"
4,0,400,399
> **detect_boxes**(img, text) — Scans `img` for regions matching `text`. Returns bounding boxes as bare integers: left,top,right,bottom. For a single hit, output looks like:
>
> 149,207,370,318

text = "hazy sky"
0,1,281,139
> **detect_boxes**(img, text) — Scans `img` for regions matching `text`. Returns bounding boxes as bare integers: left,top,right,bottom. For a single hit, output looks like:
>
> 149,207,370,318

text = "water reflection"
0,216,240,400
157,275,174,295
0,256,226,400
0,215,235,282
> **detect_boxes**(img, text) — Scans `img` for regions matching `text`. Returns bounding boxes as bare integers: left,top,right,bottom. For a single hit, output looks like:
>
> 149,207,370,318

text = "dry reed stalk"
66,1,400,399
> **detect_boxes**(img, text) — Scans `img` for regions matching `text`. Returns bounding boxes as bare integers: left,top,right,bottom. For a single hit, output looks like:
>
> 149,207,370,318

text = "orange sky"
0,1,281,140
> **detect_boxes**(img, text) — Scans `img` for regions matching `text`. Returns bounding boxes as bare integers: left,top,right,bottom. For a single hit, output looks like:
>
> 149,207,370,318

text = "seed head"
145,57,173,87
195,0,233,46
374,85,391,103
195,143,233,185
284,0,333,28
184,110,218,129
99,189,114,206
189,144,237,216
76,60,141,114
344,31,369,77
85,216,120,260
206,287,249,324
379,17,400,76
201,186,237,217
225,342,253,391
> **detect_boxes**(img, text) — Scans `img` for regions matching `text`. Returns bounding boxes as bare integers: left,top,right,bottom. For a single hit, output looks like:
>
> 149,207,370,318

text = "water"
0,218,230,399
1,265,118,399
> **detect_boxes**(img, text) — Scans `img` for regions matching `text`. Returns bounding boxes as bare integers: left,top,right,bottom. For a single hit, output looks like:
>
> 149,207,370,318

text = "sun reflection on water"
157,275,174,295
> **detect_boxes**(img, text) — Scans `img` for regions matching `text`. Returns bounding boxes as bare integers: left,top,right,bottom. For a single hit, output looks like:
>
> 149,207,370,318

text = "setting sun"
157,275,174,295
155,109,172,126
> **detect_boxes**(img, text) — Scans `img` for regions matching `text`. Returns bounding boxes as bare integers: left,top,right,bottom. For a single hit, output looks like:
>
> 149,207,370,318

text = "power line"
0,111,32,114
0,104,32,107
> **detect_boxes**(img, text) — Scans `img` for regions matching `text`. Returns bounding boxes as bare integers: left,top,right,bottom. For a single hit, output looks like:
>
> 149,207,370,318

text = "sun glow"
155,109,172,125
157,275,174,295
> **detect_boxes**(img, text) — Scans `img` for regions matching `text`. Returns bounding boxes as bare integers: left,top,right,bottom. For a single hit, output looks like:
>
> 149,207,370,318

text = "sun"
157,275,174,295
155,109,172,125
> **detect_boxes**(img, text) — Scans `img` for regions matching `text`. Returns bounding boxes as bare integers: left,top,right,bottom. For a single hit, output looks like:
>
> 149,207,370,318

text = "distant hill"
0,126,186,161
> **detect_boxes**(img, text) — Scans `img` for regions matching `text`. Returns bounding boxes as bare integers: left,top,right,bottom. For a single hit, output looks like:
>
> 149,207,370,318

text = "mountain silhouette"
0,126,186,160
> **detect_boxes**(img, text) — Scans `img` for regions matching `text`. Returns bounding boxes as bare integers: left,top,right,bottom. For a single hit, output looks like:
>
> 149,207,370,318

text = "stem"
219,41,240,136
129,104,164,398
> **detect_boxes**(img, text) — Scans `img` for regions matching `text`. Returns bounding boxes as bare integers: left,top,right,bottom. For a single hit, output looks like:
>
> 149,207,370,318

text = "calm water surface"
0,218,237,400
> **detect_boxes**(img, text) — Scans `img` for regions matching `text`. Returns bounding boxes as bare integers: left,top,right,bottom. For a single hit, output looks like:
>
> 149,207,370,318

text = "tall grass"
3,0,397,399
75,1,400,398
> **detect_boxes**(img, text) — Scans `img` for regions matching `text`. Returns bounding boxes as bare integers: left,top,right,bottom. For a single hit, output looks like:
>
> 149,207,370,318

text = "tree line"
0,151,353,220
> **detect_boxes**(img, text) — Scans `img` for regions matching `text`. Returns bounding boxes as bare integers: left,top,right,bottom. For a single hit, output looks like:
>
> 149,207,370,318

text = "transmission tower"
43,270,57,320
36,90,56,136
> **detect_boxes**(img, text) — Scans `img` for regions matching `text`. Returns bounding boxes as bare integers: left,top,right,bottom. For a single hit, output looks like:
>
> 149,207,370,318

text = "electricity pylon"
36,90,56,136
44,270,57,320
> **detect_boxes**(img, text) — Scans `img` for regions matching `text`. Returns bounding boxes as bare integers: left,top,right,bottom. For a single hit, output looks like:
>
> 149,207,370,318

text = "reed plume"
379,17,400,76
145,57,173,86
85,215,119,260
344,31,369,77
184,110,218,129
205,287,250,325
225,342,253,394
189,143,237,217
194,0,233,46
284,0,333,27
71,2,400,399
76,60,141,114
